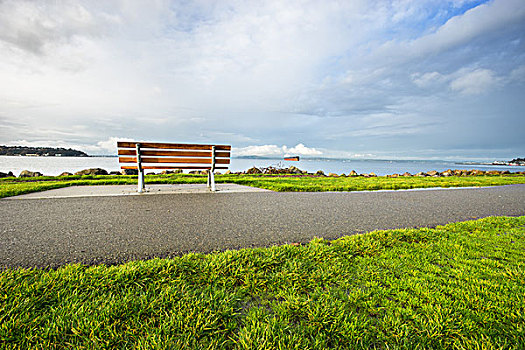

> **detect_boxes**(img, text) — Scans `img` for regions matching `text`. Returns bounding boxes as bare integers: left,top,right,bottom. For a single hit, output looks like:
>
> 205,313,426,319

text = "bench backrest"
117,141,231,171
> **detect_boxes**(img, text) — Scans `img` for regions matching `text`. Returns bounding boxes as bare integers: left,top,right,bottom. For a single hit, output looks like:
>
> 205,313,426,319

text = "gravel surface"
1,184,524,269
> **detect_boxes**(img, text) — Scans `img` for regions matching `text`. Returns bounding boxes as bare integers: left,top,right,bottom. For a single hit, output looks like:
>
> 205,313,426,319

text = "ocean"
1,156,524,177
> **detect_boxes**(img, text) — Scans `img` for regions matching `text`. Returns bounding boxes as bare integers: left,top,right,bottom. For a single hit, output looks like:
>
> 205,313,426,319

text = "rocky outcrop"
160,169,183,175
74,168,108,176
12,166,523,180
19,170,43,177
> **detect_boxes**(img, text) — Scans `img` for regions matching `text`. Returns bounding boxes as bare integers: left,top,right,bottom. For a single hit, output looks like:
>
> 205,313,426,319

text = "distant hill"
0,145,88,157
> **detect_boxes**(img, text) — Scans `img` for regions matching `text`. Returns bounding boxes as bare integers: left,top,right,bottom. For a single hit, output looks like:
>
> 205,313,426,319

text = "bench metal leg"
210,145,216,192
138,169,145,193
136,143,145,193
210,171,216,192
207,171,211,188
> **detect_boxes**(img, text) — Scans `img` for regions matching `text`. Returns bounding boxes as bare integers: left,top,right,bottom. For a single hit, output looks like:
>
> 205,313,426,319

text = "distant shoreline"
456,162,525,167
0,145,88,157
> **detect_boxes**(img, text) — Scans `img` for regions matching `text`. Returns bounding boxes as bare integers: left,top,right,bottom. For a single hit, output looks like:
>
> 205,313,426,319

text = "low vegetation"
1,173,525,198
1,216,524,348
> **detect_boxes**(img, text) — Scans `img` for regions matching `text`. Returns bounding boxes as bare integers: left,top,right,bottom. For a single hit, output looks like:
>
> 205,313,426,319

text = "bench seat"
117,141,231,192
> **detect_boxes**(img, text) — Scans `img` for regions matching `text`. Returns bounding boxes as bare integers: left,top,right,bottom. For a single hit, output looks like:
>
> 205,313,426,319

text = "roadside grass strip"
1,174,525,198
1,216,524,349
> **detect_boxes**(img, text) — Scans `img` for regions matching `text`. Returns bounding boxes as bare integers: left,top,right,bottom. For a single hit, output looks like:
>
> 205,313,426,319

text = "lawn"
1,173,525,198
1,216,524,349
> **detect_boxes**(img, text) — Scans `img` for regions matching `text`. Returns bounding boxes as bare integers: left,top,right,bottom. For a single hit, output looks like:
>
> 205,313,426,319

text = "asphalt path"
1,184,524,269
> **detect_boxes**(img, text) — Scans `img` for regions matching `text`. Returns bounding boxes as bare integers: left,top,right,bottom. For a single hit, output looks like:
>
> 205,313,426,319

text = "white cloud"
449,68,499,95
235,144,322,157
283,143,322,156
234,145,284,157
373,0,525,64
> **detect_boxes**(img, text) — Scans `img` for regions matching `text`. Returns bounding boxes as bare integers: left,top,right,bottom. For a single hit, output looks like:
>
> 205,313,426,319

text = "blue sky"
0,0,524,160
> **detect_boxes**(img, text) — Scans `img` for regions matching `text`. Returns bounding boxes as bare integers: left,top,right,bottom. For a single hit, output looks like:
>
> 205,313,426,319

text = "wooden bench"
117,141,231,192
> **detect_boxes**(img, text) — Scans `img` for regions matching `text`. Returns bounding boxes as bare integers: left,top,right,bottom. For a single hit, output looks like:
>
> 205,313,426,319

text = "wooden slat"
117,149,230,158
121,165,229,170
119,157,230,165
117,141,231,151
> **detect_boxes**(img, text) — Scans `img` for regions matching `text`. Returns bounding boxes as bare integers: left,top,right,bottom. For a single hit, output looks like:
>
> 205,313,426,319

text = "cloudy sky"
0,0,524,160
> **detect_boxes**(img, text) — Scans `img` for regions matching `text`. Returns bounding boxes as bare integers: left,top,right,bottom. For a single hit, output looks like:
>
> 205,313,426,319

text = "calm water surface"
1,156,523,177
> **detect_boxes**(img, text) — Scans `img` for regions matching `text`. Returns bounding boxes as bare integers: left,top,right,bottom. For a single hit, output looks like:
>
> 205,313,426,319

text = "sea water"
1,156,524,177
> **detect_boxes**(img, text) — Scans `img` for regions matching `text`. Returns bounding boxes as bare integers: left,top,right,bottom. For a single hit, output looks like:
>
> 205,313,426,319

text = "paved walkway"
1,184,524,268
6,183,270,199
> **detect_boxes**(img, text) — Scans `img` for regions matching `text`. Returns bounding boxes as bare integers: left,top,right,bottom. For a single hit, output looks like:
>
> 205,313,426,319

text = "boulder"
75,168,108,176
328,173,338,177
415,172,427,177
368,172,377,177
246,167,263,174
486,170,501,176
471,169,485,176
263,166,280,174
315,170,326,176
287,166,306,174
402,172,412,177
109,171,122,175
59,172,73,177
386,174,399,178
0,171,15,178
19,170,43,177
189,170,207,175
348,170,358,177
122,169,138,175
224,170,232,175
427,170,439,177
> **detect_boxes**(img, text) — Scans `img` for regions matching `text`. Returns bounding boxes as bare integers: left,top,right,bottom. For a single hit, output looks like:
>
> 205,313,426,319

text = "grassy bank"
1,173,525,198
1,216,524,348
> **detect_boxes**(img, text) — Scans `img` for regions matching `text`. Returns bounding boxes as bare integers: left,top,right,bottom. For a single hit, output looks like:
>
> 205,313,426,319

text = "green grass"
1,173,525,198
1,216,524,349
226,173,525,192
